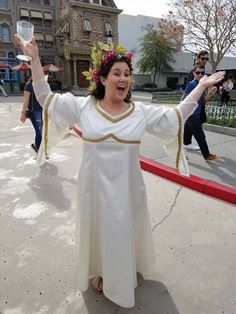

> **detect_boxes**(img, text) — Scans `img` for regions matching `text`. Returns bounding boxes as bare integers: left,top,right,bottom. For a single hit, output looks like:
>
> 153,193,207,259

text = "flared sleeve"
141,104,190,176
35,89,89,166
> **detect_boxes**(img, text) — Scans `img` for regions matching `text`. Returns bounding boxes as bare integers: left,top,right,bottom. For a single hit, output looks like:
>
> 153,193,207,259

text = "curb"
73,125,236,205
203,123,236,137
140,156,236,205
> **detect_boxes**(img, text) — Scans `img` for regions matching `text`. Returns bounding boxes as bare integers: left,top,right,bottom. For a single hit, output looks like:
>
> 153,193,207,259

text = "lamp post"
106,30,113,44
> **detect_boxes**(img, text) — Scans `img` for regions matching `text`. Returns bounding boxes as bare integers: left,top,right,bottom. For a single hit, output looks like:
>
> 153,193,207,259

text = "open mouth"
117,86,126,92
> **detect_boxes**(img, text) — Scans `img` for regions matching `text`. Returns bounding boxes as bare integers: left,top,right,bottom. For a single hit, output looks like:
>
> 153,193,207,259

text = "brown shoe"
204,154,219,161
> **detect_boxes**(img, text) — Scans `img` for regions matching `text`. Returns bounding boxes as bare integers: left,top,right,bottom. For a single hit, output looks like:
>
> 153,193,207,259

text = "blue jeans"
30,110,43,150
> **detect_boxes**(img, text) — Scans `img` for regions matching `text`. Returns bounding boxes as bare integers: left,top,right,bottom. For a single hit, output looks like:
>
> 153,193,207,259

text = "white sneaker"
184,143,200,150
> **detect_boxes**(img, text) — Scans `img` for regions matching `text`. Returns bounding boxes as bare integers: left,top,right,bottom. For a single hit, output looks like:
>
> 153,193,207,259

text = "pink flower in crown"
92,69,100,84
126,52,133,63
102,50,117,65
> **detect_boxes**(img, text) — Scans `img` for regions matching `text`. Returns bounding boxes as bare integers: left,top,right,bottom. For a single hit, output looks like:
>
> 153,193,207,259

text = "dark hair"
91,55,133,103
197,50,208,58
193,65,205,72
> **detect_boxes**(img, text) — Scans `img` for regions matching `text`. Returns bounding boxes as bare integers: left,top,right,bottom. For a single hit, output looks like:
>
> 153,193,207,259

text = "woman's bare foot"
92,276,103,294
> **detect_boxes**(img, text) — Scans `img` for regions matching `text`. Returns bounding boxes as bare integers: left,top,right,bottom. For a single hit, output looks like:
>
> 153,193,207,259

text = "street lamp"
106,30,113,44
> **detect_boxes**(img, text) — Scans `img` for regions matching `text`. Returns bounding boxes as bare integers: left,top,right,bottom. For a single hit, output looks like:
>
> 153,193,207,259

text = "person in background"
16,34,225,308
20,76,43,153
0,77,8,97
185,50,212,150
187,50,209,83
176,81,183,93
219,73,234,106
183,66,219,161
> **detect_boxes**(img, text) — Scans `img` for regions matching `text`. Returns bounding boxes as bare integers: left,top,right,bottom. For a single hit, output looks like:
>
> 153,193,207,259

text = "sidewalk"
0,99,236,313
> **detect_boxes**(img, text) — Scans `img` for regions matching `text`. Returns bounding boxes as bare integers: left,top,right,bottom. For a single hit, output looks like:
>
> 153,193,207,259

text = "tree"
160,0,236,73
138,26,177,86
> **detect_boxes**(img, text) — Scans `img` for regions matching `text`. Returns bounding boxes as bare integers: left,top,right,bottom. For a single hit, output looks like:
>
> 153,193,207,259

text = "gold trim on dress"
94,100,135,123
83,133,141,144
44,93,56,158
173,107,182,170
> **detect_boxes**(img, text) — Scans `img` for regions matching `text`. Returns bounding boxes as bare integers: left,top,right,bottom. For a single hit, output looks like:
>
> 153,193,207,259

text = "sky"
114,0,171,18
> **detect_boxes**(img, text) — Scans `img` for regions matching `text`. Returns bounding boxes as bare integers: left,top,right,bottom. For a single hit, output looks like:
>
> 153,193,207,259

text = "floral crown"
82,41,133,92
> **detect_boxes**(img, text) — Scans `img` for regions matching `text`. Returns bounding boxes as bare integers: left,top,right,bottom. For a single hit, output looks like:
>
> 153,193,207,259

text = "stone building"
0,0,19,93
56,0,121,89
13,0,57,66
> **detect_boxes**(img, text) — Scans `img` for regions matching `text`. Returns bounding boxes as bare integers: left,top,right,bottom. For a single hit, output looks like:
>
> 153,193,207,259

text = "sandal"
92,276,103,294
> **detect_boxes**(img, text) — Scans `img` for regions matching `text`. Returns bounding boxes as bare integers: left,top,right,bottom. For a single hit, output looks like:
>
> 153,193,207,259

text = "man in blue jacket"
183,66,219,161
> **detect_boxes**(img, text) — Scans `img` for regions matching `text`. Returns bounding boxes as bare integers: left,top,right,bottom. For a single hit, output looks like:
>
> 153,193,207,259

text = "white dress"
36,92,189,308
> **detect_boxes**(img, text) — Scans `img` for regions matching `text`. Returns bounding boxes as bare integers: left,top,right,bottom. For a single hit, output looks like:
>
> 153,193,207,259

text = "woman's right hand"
15,35,39,62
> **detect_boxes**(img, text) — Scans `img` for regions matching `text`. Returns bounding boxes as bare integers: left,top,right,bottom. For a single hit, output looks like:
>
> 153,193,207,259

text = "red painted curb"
73,125,236,205
140,156,236,205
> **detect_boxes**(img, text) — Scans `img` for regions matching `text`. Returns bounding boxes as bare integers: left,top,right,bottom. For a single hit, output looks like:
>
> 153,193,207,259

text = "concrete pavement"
0,96,236,313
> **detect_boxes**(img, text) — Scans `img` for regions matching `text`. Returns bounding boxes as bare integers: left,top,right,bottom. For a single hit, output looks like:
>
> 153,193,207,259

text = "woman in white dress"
15,35,225,308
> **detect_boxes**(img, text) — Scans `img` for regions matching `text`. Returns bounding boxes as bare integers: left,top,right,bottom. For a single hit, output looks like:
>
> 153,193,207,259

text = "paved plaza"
0,94,236,314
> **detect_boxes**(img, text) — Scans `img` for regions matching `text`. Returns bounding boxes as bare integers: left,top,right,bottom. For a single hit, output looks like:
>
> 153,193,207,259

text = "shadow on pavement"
68,274,179,314
188,154,236,187
28,162,73,212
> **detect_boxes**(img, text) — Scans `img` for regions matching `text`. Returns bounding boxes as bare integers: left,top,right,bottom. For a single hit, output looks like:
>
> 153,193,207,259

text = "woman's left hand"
199,71,225,88
15,35,39,62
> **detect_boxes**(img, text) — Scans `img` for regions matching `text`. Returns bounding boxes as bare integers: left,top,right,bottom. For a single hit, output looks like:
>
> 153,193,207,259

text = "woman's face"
101,61,131,101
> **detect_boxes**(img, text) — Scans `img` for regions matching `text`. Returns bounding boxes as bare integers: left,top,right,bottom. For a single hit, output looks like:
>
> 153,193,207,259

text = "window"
1,24,10,42
30,10,43,26
0,0,7,9
45,34,53,48
166,77,179,90
30,11,43,19
44,12,52,27
19,9,29,21
83,19,91,32
43,0,50,4
30,0,41,3
104,22,112,35
83,19,91,40
44,19,52,27
89,0,102,4
34,32,44,47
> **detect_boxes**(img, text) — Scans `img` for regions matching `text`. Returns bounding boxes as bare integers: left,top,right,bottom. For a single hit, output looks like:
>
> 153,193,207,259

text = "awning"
34,33,44,41
20,9,29,17
105,22,112,33
61,22,70,34
44,12,52,20
45,34,54,42
83,19,91,32
55,26,62,36
30,10,43,19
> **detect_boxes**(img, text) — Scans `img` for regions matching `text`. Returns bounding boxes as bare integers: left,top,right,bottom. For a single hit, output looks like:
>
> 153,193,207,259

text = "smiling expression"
101,61,131,101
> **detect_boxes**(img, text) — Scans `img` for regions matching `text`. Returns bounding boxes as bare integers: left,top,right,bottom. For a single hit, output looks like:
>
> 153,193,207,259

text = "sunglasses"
200,57,209,61
195,71,205,75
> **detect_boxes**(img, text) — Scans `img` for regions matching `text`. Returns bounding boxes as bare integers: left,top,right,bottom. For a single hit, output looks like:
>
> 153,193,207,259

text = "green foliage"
138,26,177,86
207,118,236,128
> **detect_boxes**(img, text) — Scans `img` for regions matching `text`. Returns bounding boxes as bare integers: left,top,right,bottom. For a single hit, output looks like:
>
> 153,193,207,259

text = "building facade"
13,0,57,65
56,0,121,89
0,0,19,94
